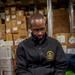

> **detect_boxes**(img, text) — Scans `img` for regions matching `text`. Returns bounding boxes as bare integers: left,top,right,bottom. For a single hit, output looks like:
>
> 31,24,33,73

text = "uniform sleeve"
54,42,67,75
15,44,31,75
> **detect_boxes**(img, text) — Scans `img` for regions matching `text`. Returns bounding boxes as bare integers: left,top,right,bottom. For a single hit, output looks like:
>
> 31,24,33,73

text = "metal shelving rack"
69,1,75,33
47,0,53,37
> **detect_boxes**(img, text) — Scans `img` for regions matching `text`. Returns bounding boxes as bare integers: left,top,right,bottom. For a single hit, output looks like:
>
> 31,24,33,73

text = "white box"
62,45,67,54
5,41,13,46
0,46,13,59
0,40,5,46
0,59,13,71
57,35,65,43
4,71,14,75
67,48,75,54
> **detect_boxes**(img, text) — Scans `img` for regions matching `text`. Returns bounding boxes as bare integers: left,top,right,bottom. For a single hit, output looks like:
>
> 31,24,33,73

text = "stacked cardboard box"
53,33,75,54
5,7,12,41
5,7,28,43
0,17,6,40
53,8,70,34
0,46,14,75
0,24,6,40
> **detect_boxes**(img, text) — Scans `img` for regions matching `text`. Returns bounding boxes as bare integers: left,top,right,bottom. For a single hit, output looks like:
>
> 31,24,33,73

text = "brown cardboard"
16,10,24,16
0,24,6,40
11,14,17,19
53,9,70,33
13,34,19,41
5,7,10,15
6,34,12,41
5,15,11,22
11,26,18,33
17,16,27,29
11,19,17,27
59,8,68,15
18,22,27,29
18,28,28,39
17,16,26,21
12,45,18,60
53,33,69,44
10,7,16,14
5,21,11,28
67,44,75,48
6,28,11,34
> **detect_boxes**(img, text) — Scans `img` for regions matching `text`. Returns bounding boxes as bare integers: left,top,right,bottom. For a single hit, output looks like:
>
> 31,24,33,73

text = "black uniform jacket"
15,34,67,75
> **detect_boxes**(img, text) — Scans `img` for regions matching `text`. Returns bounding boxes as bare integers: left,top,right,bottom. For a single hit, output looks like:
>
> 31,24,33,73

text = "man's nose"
38,31,42,35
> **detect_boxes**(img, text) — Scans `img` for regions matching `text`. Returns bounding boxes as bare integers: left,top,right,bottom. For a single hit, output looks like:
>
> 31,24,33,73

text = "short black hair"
29,13,45,27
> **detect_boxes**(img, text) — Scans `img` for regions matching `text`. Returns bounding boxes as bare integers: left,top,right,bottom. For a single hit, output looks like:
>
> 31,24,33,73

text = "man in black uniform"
15,13,67,75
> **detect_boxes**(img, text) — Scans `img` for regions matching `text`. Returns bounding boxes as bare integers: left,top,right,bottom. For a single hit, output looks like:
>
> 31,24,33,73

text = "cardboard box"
17,16,27,29
68,33,75,44
10,7,16,14
18,28,28,39
13,34,19,41
6,28,11,34
61,44,67,54
0,24,6,40
18,22,27,29
53,9,60,16
53,9,70,33
17,16,26,21
67,44,75,48
5,15,11,21
5,7,10,15
53,33,69,44
0,59,13,71
14,38,24,45
12,45,18,59
5,21,11,28
13,59,16,69
6,34,12,41
0,46,13,59
11,14,17,19
0,30,3,39
16,10,24,16
4,71,14,75
67,48,75,54
11,19,17,27
59,8,68,15
5,41,13,46
0,40,5,46
11,26,18,33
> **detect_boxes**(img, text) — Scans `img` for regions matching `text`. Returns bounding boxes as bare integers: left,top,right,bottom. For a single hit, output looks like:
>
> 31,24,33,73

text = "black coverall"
15,34,67,75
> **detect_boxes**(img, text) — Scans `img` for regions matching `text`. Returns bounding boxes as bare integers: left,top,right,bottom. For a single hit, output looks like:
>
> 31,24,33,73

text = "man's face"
31,19,46,40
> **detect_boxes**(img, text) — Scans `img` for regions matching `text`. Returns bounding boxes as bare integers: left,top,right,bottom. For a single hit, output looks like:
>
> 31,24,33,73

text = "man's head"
30,13,46,40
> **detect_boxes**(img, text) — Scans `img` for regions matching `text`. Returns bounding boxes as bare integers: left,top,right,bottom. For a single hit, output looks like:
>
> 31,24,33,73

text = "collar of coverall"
31,32,47,45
